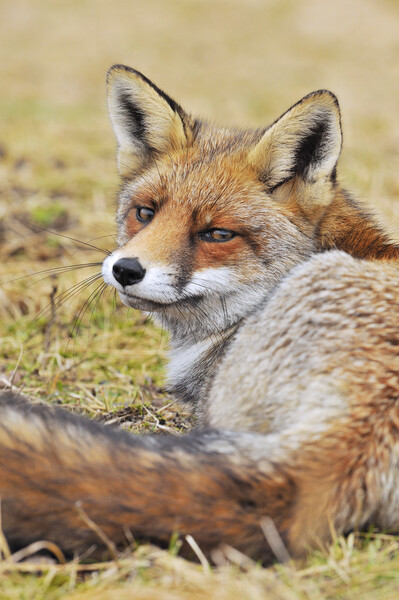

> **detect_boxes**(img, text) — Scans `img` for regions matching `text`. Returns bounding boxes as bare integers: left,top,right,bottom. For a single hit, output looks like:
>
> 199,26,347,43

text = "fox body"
1,66,399,561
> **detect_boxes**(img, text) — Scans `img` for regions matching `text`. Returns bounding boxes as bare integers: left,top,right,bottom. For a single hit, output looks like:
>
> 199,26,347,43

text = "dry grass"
1,0,399,597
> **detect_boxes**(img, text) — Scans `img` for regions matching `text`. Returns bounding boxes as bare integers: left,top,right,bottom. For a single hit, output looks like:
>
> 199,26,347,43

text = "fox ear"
107,65,192,178
248,91,342,193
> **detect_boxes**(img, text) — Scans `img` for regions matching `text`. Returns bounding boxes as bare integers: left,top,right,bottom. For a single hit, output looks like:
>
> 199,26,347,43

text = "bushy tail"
0,392,384,562
0,392,298,561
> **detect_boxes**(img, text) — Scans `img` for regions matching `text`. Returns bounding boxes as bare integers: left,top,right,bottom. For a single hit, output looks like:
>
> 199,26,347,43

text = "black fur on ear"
294,119,329,180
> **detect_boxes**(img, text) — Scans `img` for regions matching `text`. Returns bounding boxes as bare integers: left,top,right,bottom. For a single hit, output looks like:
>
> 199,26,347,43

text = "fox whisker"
34,273,103,323
17,220,112,256
70,280,109,338
1,262,104,288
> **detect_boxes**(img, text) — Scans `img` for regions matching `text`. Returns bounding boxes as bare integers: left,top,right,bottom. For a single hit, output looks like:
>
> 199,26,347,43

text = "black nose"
112,258,146,287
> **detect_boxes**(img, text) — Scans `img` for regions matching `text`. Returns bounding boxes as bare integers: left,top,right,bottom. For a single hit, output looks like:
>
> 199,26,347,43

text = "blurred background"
0,0,399,404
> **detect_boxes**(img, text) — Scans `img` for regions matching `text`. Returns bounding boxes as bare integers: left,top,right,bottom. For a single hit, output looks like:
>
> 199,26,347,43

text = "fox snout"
102,252,182,310
112,257,146,287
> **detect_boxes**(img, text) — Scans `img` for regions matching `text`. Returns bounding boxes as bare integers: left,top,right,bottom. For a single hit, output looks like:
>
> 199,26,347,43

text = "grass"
1,0,399,597
0,534,399,600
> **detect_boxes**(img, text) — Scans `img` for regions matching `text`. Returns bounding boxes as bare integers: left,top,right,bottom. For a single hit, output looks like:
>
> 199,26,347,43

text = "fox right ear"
107,65,193,178
248,90,342,194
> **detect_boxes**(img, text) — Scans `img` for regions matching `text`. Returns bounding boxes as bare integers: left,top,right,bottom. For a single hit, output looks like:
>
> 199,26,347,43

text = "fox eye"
136,207,154,223
200,229,236,242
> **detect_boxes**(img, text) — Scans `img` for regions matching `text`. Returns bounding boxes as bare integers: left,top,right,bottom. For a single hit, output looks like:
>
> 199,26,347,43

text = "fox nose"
112,258,146,287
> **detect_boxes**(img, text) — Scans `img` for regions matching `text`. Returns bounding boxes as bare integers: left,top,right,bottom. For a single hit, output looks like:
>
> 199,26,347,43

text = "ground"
1,0,399,598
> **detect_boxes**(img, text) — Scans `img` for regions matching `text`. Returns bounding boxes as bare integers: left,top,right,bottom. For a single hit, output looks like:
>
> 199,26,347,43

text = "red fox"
1,65,399,563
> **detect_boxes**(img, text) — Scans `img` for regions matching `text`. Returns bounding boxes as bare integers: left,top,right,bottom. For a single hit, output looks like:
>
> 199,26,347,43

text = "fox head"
102,65,342,339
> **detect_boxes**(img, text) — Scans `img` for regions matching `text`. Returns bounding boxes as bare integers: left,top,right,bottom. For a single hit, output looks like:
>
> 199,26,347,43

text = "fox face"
102,151,315,335
102,65,342,339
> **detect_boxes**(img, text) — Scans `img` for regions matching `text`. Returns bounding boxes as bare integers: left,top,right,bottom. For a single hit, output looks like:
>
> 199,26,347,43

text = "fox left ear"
107,65,193,178
248,90,342,194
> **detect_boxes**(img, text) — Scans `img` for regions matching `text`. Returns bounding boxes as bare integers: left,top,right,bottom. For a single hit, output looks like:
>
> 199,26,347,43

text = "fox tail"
0,392,381,562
